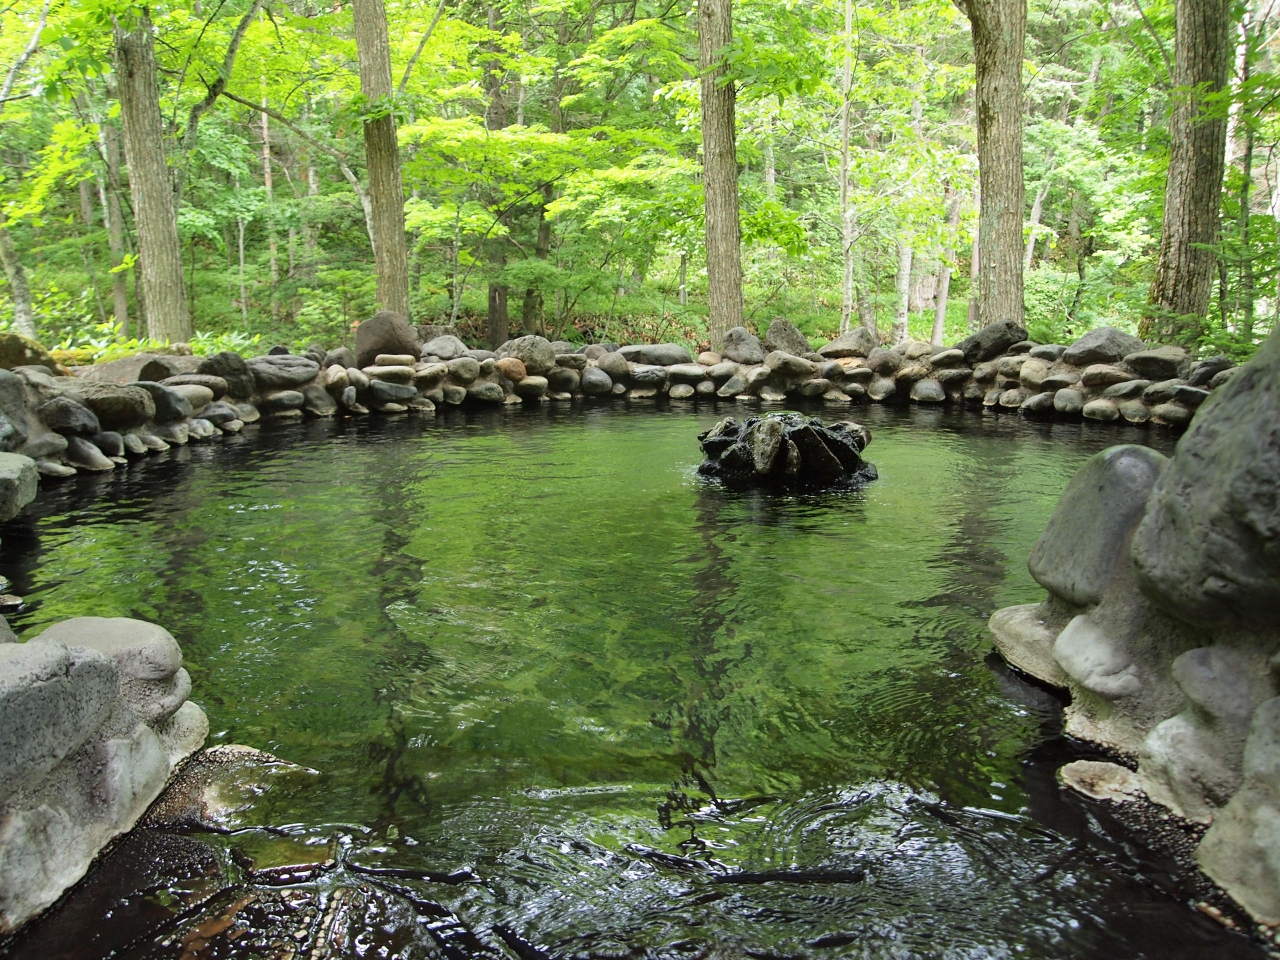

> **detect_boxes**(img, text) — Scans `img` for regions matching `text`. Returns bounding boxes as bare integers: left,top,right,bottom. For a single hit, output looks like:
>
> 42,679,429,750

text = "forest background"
0,0,1274,363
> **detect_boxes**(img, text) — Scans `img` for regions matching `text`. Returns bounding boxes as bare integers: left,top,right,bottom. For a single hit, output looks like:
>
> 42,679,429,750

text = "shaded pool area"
0,405,1261,958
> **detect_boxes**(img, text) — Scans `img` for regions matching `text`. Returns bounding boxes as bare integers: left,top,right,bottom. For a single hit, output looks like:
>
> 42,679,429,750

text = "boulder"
764,351,818,378
818,327,878,359
930,348,966,368
1062,326,1146,366
53,381,155,431
195,352,254,399
1187,356,1233,388
159,374,227,399
165,383,214,413
618,343,693,366
1103,380,1150,400
1124,346,1188,381
323,346,358,370
257,390,305,413
1079,364,1133,389
697,413,876,489
1054,389,1085,414
597,351,630,380
762,318,812,356
720,326,766,364
1131,328,1280,628
421,335,469,361
580,366,612,395
0,453,37,521
65,435,115,471
301,384,337,417
138,356,202,382
445,357,480,384
467,381,505,403
368,380,416,404
666,363,707,383
495,357,527,382
669,383,695,399
1020,391,1055,414
547,366,580,392
77,353,163,384
910,379,945,403
0,333,65,374
37,396,99,435
1029,344,1067,362
246,355,320,390
199,401,240,426
355,310,420,368
1082,398,1120,421
955,319,1028,364
1149,402,1193,427
514,376,549,399
1028,445,1168,607
506,335,557,376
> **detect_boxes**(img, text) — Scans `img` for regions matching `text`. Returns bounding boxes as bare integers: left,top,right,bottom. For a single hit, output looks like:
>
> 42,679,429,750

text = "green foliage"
0,0,1271,360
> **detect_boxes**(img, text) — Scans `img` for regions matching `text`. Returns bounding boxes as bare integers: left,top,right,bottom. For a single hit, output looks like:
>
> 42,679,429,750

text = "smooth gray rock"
716,375,745,398
368,379,416,404
818,327,878,359
467,381,505,403
195,352,254,399
246,355,320,390
1080,364,1133,389
930,348,966,367
37,396,100,435
161,373,229,396
618,343,693,366
1020,391,1055,414
1141,379,1182,404
1028,445,1168,607
583,344,611,361
323,346,357,370
506,335,556,376
301,383,337,417
65,435,114,471
1131,328,1280,628
909,379,945,403
421,335,469,361
257,390,305,413
1062,326,1146,366
446,356,480,384
0,453,37,521
514,376,549,398
1124,345,1188,380
866,347,902,376
764,351,818,378
1188,356,1233,387
1029,343,1067,361
763,318,811,356
1171,384,1210,408
1103,379,1150,400
597,351,630,380
1149,401,1193,427
92,431,124,458
1053,614,1143,699
547,366,580,392
721,326,765,364
666,363,707,383
1040,372,1080,392
669,383,695,399
36,459,75,478
555,353,588,371
131,382,193,424
580,366,612,395
0,639,117,803
956,319,1028,363
198,401,240,426
630,364,667,387
1082,397,1120,421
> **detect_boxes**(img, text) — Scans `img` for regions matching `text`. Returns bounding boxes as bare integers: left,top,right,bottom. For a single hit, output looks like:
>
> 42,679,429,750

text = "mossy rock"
0,333,68,375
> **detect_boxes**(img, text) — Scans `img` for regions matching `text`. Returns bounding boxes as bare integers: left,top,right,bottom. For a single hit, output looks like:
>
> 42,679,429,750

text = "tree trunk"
1238,120,1255,336
699,0,743,344
352,0,410,317
98,119,130,338
521,181,554,334
967,225,980,331
1144,0,1230,342
484,5,509,346
933,193,962,345
261,86,279,321
892,242,912,344
0,228,36,339
961,0,1025,328
838,0,854,335
114,9,192,342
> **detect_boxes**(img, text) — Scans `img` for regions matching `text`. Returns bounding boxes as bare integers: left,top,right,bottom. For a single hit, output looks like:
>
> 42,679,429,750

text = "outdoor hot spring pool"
0,405,1263,959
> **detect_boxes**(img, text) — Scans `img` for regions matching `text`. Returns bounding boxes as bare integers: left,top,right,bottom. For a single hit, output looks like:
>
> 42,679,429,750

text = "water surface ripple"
0,405,1259,959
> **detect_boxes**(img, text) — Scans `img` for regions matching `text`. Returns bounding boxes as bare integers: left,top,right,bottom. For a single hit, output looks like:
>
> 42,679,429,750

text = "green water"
1,405,1254,959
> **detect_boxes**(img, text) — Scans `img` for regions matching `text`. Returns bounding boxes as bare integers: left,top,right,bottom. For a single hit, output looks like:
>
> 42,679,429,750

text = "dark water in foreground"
0,405,1260,959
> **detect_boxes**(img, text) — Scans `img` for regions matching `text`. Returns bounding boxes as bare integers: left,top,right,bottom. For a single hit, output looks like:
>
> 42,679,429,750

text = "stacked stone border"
0,315,1242,522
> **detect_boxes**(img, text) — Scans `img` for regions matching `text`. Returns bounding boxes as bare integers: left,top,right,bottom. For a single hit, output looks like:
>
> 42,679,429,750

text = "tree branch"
397,0,448,96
